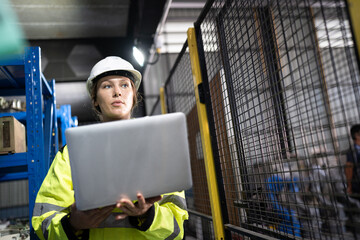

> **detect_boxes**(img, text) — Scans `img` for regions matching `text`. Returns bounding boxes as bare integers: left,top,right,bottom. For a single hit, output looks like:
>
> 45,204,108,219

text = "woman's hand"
115,193,162,220
69,203,114,230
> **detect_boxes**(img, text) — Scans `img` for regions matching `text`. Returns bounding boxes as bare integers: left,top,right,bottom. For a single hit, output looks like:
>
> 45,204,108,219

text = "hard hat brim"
87,69,142,98
86,56,142,98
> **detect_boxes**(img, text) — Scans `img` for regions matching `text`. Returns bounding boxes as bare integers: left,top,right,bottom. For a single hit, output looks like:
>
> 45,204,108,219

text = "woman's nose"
113,87,121,97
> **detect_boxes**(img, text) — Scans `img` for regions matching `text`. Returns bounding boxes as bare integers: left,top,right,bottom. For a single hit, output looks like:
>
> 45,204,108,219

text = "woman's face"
94,75,134,121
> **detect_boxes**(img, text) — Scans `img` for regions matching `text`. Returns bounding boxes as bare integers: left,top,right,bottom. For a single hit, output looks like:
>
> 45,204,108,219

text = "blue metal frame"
0,112,26,122
57,105,78,146
0,152,27,168
0,47,78,240
25,47,47,227
43,79,58,169
0,47,60,235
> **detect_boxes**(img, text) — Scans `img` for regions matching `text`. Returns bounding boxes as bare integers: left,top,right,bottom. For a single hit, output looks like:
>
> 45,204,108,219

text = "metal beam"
187,27,225,240
347,0,360,70
41,72,52,96
0,172,28,181
160,87,167,114
0,66,19,88
0,152,27,168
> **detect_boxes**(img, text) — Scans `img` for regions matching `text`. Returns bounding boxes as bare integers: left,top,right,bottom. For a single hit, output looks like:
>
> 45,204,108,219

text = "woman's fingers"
116,194,162,216
115,213,128,220
117,198,134,209
70,195,163,229
136,193,146,209
117,198,135,215
146,195,162,204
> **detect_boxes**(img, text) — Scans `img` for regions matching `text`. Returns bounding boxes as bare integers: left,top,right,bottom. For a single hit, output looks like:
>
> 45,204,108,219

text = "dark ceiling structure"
7,0,205,123
13,0,167,81
9,0,167,122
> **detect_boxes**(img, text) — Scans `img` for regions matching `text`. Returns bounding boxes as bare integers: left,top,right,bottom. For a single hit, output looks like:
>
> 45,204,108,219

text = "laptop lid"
65,112,192,211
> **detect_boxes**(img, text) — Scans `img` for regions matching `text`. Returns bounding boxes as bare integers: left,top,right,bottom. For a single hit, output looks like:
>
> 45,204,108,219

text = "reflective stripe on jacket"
32,145,188,240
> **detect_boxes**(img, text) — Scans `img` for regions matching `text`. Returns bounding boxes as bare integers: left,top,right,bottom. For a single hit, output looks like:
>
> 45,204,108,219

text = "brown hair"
89,71,140,119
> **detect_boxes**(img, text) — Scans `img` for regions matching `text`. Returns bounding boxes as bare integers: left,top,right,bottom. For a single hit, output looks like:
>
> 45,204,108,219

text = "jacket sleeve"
129,191,189,240
347,149,355,163
32,146,80,240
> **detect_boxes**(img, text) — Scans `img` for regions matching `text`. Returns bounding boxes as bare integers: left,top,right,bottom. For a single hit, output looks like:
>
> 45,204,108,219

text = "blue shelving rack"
57,104,78,146
0,47,58,229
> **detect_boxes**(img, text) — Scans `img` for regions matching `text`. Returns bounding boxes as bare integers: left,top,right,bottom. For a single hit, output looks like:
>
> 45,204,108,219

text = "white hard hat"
86,56,142,96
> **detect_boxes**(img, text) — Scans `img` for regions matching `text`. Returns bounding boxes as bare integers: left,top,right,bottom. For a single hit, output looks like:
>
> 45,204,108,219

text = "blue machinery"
266,175,302,237
0,47,77,229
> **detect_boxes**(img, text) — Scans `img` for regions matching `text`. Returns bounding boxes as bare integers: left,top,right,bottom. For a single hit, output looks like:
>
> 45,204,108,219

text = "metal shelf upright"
57,104,78,146
0,47,58,227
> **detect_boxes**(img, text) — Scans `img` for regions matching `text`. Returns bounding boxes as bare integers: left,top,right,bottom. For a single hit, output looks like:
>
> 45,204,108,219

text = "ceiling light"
133,46,144,67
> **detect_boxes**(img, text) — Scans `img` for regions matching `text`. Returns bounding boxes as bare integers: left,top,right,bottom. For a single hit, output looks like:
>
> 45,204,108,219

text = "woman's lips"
112,101,124,106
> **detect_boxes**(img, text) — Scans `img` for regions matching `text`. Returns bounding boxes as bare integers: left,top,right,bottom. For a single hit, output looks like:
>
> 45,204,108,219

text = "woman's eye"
121,83,129,88
103,84,111,89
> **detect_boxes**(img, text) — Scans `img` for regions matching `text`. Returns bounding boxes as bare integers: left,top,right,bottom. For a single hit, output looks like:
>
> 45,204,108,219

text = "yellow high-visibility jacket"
32,146,188,240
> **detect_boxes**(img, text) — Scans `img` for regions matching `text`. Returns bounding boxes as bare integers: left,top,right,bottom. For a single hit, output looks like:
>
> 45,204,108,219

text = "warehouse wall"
143,53,179,115
0,180,28,219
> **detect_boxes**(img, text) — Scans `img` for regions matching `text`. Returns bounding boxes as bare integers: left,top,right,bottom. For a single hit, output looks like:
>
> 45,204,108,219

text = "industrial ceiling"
7,0,206,123
11,0,166,78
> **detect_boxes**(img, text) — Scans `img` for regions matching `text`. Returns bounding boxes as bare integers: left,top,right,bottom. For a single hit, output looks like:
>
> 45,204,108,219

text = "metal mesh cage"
164,42,214,238
149,97,162,116
194,0,360,239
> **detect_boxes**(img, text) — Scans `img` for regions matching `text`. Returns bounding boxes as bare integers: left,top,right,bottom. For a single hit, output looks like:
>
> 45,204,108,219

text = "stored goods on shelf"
0,116,26,154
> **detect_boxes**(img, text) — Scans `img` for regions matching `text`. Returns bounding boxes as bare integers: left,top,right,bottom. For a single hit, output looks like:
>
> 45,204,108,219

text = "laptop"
65,112,192,211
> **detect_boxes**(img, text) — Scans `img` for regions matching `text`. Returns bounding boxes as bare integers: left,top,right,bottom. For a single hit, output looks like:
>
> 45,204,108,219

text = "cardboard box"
0,116,26,154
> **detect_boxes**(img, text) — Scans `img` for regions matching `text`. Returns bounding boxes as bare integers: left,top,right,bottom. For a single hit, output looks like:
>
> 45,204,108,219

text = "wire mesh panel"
185,211,216,240
164,42,214,238
149,97,162,116
195,0,360,239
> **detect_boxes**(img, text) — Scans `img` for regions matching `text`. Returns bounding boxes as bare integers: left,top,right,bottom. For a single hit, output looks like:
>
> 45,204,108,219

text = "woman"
32,56,188,239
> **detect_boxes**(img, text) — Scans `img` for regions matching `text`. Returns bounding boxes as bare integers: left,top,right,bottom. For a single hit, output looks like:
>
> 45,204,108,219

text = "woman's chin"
103,113,131,121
